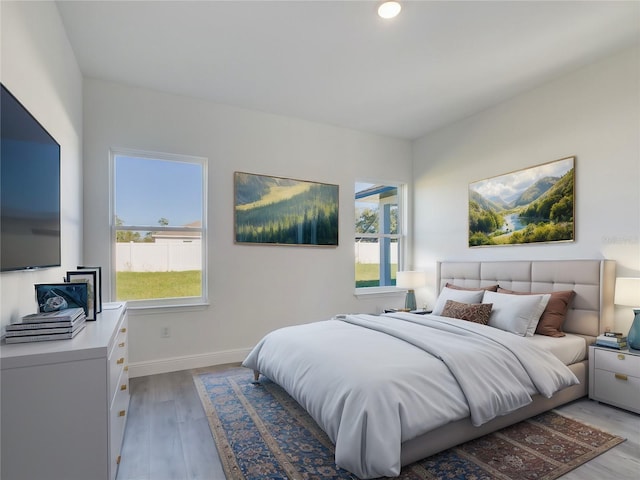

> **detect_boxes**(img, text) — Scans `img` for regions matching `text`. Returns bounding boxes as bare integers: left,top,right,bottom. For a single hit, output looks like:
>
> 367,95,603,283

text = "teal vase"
628,309,640,350
405,290,417,311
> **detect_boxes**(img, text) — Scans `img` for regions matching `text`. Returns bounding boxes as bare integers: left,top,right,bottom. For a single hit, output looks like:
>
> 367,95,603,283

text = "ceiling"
56,1,640,140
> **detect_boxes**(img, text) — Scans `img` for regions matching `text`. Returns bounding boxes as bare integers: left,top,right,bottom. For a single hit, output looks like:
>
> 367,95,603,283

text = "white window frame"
354,180,407,296
110,147,208,309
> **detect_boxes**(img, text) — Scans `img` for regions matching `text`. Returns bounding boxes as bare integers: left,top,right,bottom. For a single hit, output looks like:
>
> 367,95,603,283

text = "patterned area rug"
193,367,624,480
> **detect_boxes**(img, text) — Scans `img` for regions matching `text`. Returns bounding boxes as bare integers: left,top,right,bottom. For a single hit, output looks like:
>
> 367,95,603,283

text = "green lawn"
116,270,201,300
117,265,391,298
355,263,397,288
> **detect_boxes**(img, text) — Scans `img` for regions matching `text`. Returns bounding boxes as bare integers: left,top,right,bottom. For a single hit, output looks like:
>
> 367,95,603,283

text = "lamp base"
628,309,640,350
404,290,417,311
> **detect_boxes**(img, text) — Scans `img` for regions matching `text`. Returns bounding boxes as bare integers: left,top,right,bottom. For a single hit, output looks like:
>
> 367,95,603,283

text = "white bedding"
527,332,587,365
242,312,579,479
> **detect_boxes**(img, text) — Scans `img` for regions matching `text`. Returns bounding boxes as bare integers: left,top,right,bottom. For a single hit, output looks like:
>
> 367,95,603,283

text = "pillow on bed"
432,287,485,316
441,300,493,325
497,288,575,337
445,282,499,292
482,290,551,337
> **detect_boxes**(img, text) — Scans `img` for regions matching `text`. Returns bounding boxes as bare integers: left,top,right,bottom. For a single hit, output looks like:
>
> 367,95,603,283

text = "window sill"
125,302,210,316
354,287,406,299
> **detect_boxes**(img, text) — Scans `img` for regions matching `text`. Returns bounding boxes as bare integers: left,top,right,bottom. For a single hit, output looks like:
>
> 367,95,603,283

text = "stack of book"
4,307,86,344
595,332,628,350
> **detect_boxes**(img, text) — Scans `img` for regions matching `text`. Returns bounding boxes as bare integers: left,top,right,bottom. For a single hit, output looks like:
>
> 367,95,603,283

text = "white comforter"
242,312,579,479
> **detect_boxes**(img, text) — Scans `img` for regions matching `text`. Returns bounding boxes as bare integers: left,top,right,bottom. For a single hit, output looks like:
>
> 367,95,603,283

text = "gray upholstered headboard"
437,260,615,340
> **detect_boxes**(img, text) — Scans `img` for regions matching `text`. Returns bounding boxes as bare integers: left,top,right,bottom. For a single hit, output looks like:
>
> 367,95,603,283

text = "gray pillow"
432,286,485,316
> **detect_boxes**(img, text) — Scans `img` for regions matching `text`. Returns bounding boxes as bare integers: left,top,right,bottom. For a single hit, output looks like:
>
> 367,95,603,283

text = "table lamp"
396,271,426,311
614,277,640,350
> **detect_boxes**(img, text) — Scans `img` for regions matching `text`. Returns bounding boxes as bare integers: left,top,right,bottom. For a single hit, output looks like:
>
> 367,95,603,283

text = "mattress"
527,332,586,365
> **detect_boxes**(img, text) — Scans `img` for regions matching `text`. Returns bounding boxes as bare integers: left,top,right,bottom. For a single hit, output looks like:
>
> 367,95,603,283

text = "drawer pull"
120,327,127,333
120,384,127,391
117,357,125,365
124,366,129,372
119,342,126,348
617,354,626,360
117,455,122,465
119,410,126,417
615,373,628,381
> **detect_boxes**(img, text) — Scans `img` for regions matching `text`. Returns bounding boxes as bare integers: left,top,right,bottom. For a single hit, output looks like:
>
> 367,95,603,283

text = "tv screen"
1,84,61,272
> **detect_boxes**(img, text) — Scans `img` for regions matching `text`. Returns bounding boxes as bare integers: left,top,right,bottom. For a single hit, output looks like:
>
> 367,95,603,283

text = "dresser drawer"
593,368,640,413
108,321,128,402
109,369,130,480
594,348,640,377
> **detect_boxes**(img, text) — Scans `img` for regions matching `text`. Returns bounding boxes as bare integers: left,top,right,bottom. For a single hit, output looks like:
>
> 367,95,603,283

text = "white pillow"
432,287,485,316
482,290,551,337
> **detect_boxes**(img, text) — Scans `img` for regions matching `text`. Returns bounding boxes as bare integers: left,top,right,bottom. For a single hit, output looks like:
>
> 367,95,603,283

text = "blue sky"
115,155,202,227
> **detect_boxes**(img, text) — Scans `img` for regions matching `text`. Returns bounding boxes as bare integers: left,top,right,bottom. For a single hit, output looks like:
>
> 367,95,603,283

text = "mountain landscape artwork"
234,172,339,246
469,157,574,247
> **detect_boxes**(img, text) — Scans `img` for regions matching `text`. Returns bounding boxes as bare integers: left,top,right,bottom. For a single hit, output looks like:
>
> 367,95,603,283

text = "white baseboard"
128,347,252,378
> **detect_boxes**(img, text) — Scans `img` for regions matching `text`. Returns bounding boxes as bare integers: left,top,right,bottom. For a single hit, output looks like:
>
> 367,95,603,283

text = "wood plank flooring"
116,363,639,480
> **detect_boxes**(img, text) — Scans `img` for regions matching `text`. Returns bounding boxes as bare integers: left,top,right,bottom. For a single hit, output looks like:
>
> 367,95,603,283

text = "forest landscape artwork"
469,156,575,247
234,172,339,246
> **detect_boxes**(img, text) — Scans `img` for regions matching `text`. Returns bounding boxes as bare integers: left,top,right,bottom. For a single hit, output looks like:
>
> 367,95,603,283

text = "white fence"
116,242,201,272
355,242,398,264
116,240,394,272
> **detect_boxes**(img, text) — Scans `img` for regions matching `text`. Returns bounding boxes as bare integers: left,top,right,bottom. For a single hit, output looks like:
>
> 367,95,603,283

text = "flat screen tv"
1,84,61,272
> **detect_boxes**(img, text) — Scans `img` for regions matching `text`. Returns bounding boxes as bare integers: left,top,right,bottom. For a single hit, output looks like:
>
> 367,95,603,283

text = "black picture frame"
35,283,88,318
66,270,98,321
77,265,102,313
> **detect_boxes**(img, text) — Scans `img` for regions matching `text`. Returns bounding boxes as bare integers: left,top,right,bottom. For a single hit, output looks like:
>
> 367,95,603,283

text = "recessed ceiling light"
378,1,401,19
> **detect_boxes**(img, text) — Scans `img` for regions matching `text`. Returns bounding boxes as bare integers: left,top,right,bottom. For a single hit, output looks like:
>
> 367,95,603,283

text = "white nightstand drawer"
593,368,640,413
594,348,640,377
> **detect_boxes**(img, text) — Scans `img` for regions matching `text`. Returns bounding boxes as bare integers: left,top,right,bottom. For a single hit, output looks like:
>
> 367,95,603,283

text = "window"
112,149,207,307
355,182,404,290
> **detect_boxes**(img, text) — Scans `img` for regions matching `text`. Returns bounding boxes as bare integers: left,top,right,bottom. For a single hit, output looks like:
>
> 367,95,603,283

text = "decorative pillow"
482,290,551,337
446,282,499,292
497,288,575,337
441,300,492,325
432,287,485,316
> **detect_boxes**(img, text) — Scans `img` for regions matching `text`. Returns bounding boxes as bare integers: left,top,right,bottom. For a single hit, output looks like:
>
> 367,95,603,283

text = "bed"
243,259,615,479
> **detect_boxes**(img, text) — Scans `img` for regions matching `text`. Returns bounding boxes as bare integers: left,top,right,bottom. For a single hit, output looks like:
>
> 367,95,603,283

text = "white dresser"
1,302,129,480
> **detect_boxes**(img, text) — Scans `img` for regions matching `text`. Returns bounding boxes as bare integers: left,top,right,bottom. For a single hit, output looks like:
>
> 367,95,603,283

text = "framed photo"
77,266,102,313
66,270,97,321
469,156,575,247
35,283,89,318
234,171,339,246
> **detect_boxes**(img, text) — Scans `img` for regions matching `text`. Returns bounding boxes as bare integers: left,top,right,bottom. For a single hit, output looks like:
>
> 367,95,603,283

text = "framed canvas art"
234,172,339,246
469,156,575,247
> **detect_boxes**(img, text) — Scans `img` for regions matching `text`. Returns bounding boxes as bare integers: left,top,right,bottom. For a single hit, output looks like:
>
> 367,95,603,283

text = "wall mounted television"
1,84,61,272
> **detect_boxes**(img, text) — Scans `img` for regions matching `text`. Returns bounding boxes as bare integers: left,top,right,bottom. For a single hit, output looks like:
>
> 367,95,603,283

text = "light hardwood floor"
116,364,639,480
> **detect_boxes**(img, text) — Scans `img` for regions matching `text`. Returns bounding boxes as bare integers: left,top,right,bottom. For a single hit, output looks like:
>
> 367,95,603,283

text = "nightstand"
588,345,640,414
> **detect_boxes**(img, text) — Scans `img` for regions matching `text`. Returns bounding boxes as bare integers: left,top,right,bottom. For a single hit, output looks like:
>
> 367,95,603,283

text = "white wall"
0,2,83,328
412,46,640,332
83,79,412,375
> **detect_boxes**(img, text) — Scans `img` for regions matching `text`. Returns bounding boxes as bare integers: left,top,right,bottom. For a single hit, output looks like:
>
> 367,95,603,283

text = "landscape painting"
234,172,339,246
469,156,574,247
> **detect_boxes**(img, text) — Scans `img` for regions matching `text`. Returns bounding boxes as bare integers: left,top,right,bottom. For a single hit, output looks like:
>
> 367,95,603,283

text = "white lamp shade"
396,271,426,290
614,277,640,306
